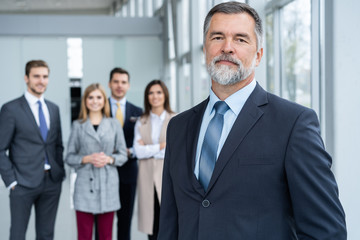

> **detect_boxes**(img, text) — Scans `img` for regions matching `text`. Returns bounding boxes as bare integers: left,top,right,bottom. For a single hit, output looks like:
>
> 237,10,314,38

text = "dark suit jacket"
0,95,65,188
110,99,142,183
158,83,346,240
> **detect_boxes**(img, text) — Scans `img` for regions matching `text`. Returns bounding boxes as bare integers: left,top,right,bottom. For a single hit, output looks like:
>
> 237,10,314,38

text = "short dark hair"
25,60,49,77
109,67,130,82
143,80,173,117
203,1,263,51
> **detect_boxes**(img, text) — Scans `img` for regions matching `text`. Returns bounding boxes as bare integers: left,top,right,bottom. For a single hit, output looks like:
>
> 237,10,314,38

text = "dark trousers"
148,188,160,240
76,211,114,240
117,181,137,240
9,172,62,240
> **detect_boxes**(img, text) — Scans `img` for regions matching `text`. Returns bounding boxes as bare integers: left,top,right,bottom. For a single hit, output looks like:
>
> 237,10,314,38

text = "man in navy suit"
108,67,142,240
0,60,65,240
158,2,346,240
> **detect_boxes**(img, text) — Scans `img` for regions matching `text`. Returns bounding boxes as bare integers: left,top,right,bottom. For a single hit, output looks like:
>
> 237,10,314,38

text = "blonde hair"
78,83,110,123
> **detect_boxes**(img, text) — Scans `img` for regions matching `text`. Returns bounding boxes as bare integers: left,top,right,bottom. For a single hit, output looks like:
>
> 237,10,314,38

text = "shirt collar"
110,96,126,106
209,79,256,116
150,110,166,121
25,91,45,106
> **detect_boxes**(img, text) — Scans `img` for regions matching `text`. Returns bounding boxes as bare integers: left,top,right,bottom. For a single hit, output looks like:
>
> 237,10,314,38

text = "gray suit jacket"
0,95,65,188
65,117,127,213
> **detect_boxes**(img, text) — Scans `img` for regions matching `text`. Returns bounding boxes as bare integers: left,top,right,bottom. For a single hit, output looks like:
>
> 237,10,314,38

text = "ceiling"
0,0,117,15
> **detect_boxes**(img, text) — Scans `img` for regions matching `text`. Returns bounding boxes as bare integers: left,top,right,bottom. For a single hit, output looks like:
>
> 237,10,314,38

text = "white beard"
206,53,257,86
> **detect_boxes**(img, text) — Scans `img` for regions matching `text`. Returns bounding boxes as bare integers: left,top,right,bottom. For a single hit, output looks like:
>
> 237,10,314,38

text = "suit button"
202,199,210,208
90,190,93,193
90,178,93,181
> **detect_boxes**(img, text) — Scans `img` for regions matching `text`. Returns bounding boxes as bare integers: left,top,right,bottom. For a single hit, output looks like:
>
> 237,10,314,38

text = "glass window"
281,0,311,107
130,0,135,17
138,0,144,17
200,54,210,100
181,0,190,54
67,38,83,78
199,0,208,45
178,61,192,111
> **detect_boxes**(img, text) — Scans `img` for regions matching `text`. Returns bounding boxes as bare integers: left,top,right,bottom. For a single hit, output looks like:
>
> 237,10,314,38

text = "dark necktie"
199,101,229,191
38,101,49,166
38,101,48,141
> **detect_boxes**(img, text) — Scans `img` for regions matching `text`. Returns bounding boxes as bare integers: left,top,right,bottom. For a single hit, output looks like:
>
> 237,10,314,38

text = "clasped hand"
84,152,110,168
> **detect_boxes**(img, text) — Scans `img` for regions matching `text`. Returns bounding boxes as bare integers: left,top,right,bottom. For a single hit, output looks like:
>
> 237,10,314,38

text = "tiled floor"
0,167,147,240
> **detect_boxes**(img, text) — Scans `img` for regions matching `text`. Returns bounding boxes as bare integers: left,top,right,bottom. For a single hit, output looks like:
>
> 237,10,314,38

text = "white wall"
0,36,70,145
333,0,360,239
82,36,163,108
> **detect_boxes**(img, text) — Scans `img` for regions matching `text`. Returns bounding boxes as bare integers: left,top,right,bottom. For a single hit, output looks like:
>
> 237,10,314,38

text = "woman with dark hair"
65,83,127,240
134,80,175,240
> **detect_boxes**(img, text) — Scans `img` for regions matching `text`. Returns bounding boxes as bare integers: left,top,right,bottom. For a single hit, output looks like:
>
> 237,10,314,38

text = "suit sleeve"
158,119,178,240
54,106,64,172
285,108,346,239
0,104,17,187
111,119,128,166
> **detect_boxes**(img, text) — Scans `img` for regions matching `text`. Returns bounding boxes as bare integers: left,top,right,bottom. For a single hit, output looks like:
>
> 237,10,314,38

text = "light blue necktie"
199,101,229,191
38,101,49,166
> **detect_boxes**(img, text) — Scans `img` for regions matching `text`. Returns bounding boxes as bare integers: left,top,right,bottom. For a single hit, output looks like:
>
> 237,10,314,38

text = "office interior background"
0,0,359,239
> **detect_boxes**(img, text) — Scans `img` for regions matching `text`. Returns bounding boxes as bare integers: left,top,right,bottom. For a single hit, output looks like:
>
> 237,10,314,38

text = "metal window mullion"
311,0,321,116
175,0,183,111
273,8,282,96
190,0,201,106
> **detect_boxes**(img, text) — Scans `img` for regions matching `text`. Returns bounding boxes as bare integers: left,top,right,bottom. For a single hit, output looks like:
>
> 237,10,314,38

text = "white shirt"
110,96,126,120
25,91,50,129
194,80,257,178
133,111,166,159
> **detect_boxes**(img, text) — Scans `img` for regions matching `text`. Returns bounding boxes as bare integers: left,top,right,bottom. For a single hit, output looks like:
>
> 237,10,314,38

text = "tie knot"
214,101,229,115
116,102,120,107
37,100,42,107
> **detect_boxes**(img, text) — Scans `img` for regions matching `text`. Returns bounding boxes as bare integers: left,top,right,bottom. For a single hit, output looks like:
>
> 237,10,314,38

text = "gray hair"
203,1,263,51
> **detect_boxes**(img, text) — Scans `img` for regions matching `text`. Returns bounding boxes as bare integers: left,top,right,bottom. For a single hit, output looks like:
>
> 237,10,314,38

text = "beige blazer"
136,111,175,234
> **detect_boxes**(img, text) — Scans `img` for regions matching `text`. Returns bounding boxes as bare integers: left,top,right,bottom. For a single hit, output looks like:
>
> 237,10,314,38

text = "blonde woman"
134,80,175,240
65,83,127,240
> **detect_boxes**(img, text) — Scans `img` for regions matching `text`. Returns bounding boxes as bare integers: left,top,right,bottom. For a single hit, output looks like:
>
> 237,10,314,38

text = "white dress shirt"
25,91,50,129
133,110,167,159
194,80,257,178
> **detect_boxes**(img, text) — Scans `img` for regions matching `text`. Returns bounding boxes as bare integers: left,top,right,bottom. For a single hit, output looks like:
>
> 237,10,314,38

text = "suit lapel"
187,99,208,195
84,118,102,144
45,100,55,142
124,101,131,128
206,84,268,193
20,96,43,141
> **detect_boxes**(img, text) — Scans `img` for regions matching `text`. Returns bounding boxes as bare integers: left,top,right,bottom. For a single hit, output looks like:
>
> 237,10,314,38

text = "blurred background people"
65,83,127,240
133,80,175,240
108,67,143,240
0,60,65,240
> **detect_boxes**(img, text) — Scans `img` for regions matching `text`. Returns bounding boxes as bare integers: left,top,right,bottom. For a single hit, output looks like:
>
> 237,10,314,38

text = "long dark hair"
143,80,173,117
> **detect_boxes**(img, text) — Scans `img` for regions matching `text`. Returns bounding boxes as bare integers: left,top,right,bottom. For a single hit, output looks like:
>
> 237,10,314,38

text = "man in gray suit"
0,60,65,240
